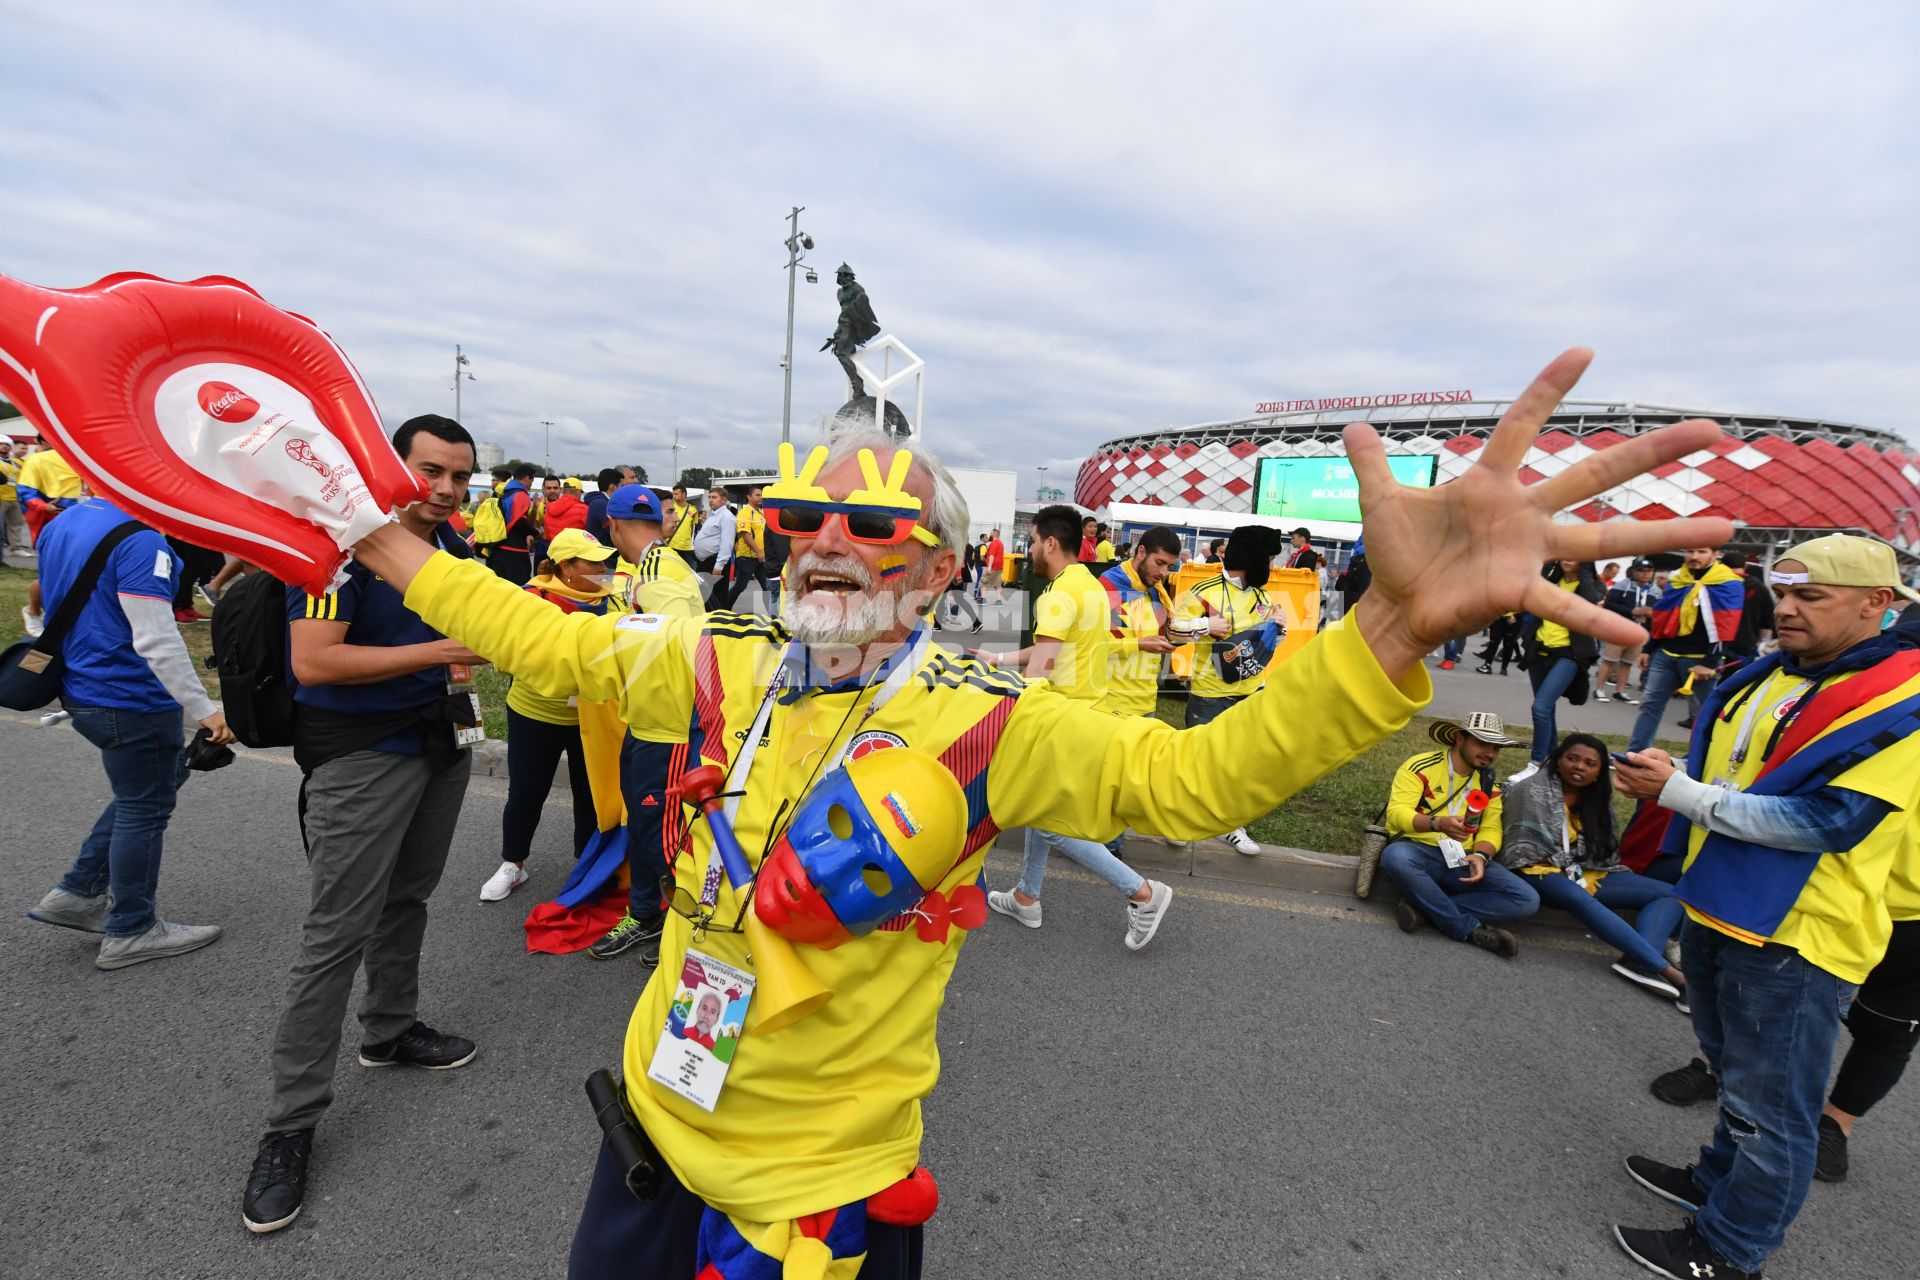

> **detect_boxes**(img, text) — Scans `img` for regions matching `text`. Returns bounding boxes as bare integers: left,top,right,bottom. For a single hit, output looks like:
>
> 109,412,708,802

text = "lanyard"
1434,756,1472,818
1727,674,1816,768
694,629,931,912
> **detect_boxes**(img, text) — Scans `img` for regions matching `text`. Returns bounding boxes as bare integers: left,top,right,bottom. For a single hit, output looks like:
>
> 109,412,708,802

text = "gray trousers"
265,747,472,1131
0,499,26,553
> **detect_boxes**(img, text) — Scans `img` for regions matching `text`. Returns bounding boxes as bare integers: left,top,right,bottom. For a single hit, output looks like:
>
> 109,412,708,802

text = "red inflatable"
0,271,425,595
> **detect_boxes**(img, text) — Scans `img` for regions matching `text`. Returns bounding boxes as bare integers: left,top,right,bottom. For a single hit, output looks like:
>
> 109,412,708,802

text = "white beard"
780,550,915,647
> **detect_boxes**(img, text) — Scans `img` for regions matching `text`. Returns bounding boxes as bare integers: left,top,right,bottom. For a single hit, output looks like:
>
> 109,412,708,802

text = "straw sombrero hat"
1429,711,1524,749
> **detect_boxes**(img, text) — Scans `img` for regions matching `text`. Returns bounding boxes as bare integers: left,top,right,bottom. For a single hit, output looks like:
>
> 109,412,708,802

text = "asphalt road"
2,710,1909,1279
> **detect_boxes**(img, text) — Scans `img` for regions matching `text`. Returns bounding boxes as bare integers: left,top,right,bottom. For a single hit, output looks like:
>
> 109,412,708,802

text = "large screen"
1252,454,1437,521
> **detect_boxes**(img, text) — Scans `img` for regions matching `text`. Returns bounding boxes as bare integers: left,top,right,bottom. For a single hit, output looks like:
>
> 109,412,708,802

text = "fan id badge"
647,948,756,1113
1437,836,1469,869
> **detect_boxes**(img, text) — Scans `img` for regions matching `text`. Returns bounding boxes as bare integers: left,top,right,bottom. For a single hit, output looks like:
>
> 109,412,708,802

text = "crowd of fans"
7,414,1916,1280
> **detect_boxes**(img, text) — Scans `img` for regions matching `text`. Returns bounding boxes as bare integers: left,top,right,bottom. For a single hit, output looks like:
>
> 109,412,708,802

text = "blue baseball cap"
607,484,664,522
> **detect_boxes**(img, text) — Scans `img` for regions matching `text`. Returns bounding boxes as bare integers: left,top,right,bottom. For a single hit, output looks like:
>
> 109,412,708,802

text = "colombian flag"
1649,562,1745,646
1667,647,1920,938
696,1200,868,1279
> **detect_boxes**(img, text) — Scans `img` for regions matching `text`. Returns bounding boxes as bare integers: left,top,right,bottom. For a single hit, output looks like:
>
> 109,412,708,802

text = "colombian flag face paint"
878,554,908,583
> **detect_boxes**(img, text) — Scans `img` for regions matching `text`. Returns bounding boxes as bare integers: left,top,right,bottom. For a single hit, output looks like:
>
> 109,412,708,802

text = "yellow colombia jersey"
668,500,698,552
0,454,18,501
16,449,82,501
1683,666,1920,984
1534,577,1580,649
1032,562,1111,703
735,504,766,559
1098,560,1173,717
1384,750,1505,851
401,551,1428,1223
1173,571,1274,699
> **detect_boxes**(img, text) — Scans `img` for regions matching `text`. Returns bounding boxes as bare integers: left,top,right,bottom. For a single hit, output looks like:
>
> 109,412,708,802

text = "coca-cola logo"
198,381,259,423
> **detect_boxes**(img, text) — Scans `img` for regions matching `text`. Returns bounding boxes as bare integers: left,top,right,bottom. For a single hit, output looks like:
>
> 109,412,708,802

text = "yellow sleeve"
405,552,695,741
634,570,705,619
988,612,1428,839
1032,583,1081,642
1385,759,1425,837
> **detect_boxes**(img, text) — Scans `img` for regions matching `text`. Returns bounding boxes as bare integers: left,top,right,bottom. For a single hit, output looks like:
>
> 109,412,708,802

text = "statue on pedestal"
820,263,881,399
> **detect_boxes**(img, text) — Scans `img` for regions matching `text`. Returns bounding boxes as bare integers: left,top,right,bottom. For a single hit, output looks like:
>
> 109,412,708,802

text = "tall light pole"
779,206,817,444
670,424,684,490
539,419,556,478
452,344,475,420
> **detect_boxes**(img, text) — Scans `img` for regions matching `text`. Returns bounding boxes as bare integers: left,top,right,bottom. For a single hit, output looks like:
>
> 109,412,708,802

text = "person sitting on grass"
1495,732,1687,1004
1380,712,1539,957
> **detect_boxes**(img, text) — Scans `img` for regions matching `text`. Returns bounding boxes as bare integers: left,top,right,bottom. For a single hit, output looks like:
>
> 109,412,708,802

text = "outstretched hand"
1349,348,1732,682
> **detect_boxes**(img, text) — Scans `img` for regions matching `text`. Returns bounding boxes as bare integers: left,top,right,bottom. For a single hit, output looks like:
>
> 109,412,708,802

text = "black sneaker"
357,1020,476,1070
589,911,664,963
1815,1114,1849,1183
1466,925,1519,958
1393,898,1425,934
242,1128,314,1234
1650,1057,1718,1106
1611,1221,1760,1280
1624,1154,1704,1211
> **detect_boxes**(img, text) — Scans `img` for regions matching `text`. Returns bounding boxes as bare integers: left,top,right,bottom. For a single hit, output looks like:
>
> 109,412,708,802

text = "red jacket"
542,492,589,537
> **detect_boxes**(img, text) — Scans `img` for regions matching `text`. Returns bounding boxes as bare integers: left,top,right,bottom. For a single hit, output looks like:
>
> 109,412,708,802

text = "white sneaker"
987,889,1042,929
1593,690,1611,702
95,919,222,970
1124,880,1172,951
479,862,529,902
22,606,44,638
1222,828,1260,857
1610,960,1681,1000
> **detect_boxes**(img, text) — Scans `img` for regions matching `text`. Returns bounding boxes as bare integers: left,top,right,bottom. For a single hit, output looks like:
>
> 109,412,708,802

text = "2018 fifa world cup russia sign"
1254,390,1474,414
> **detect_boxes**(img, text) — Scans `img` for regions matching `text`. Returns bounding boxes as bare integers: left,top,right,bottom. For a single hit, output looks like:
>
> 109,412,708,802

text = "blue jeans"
1528,869,1682,975
1525,654,1579,762
1683,922,1854,1272
1379,839,1539,940
1628,651,1713,753
1019,827,1144,900
1442,636,1464,662
57,706,190,937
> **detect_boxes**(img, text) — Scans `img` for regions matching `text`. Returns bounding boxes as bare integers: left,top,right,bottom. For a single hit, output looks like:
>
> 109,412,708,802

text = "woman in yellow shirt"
1520,560,1604,762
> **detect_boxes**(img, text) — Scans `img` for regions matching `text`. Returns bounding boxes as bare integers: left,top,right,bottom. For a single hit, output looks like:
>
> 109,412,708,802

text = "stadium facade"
1076,398,1920,560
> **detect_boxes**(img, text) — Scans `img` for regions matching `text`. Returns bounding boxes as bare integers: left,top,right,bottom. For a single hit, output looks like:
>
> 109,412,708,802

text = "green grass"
6,557,1684,856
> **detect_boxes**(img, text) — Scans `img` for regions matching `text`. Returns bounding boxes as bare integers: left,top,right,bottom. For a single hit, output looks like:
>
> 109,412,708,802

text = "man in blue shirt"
585,467,619,546
25,498,231,968
243,414,485,1236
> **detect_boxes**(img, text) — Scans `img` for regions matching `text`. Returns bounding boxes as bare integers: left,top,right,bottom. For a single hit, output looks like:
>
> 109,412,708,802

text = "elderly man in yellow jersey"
1611,534,1920,1280
341,349,1726,1280
977,505,1175,949
590,484,708,963
1169,522,1282,855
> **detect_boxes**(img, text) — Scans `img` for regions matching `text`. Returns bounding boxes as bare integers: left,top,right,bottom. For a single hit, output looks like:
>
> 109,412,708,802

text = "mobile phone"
1611,751,1634,765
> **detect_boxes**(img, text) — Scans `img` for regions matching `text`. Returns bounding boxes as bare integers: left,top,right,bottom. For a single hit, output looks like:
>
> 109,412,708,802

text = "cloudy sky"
5,1,1915,491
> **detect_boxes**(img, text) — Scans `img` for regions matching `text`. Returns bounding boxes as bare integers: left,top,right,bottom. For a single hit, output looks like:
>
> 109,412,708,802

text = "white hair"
818,424,970,551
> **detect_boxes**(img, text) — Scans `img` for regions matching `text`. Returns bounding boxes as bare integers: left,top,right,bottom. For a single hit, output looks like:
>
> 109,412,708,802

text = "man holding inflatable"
308,350,1722,1278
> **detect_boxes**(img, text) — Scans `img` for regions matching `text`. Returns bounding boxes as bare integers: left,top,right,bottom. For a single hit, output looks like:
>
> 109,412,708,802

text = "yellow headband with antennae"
846,447,921,515
765,442,832,505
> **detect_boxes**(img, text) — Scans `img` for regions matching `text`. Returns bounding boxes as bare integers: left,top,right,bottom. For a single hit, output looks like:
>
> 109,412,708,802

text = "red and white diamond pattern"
1078,428,1920,549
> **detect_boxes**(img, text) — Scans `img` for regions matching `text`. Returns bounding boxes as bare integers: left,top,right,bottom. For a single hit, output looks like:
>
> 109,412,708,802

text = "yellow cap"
546,528,617,564
1774,533,1920,602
